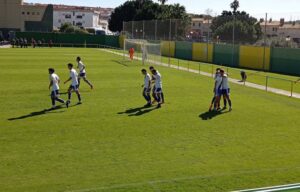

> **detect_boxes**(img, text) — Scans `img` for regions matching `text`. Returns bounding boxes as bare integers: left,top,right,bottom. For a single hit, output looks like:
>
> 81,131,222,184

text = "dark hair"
149,66,154,70
77,56,81,61
141,69,147,73
220,69,225,73
48,68,55,73
152,69,157,74
68,63,73,68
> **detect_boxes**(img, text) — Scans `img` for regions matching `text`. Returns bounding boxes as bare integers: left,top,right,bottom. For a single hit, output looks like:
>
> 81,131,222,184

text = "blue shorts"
143,87,151,94
69,85,79,91
215,88,222,96
79,72,86,78
155,88,162,93
51,90,60,98
222,88,230,95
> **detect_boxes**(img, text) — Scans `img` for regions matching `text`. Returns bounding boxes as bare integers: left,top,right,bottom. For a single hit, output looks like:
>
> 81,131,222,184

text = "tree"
108,0,189,32
59,23,89,34
211,2,262,43
158,0,167,5
230,0,239,14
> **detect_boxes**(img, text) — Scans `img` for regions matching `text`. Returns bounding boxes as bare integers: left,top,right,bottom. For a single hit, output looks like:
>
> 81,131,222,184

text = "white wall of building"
53,10,100,28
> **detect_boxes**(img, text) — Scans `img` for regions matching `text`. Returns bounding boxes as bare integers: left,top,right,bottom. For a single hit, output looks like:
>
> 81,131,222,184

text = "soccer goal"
124,39,161,65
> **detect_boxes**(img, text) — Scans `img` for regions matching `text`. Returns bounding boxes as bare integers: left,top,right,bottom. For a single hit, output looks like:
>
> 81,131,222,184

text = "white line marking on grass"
234,183,300,192
65,166,300,192
100,49,300,99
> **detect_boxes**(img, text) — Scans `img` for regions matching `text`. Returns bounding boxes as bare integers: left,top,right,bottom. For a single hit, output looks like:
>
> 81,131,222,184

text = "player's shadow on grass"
118,106,157,116
199,109,230,120
8,105,66,121
112,60,129,67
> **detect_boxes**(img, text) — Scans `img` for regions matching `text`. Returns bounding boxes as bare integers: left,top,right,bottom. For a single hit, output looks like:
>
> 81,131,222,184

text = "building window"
65,14,71,19
199,23,201,27
76,15,83,19
22,12,25,15
32,12,35,15
73,21,75,25
27,12,30,15
76,22,83,26
273,27,278,32
193,23,195,26
58,19,61,23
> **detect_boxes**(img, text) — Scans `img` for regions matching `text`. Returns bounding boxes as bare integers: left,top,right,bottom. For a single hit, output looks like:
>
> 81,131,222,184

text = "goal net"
124,39,161,65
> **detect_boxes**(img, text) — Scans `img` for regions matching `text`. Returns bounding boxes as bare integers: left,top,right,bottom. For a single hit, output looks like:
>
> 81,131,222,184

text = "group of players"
48,57,93,109
209,68,232,112
49,55,231,112
141,66,165,108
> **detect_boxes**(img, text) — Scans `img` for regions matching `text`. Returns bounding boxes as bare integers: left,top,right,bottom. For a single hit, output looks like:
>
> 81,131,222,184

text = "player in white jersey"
209,68,221,111
64,63,82,107
213,69,223,111
76,57,94,89
149,66,165,104
151,69,163,108
141,69,152,107
48,68,65,109
220,70,232,111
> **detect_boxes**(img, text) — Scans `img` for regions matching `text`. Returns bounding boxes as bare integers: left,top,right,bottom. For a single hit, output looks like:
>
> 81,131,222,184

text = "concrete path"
102,49,300,99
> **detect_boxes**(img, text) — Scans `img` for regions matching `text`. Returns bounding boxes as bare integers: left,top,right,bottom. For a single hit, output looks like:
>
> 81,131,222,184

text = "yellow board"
161,41,175,57
192,43,213,63
239,46,270,70
119,35,125,49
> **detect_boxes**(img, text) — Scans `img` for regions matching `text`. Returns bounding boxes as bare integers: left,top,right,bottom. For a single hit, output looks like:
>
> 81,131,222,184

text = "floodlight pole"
232,14,236,67
207,17,210,63
155,20,157,41
262,13,268,71
143,20,145,39
132,21,134,39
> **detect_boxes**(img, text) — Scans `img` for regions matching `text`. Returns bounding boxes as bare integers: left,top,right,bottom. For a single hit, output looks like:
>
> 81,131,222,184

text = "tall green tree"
211,0,262,43
108,0,189,33
230,0,239,14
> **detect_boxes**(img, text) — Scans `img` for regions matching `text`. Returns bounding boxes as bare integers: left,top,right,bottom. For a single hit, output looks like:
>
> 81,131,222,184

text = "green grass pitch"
0,48,300,192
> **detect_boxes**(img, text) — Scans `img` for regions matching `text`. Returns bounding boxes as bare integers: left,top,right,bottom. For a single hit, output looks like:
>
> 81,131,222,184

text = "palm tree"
158,0,167,5
230,0,239,14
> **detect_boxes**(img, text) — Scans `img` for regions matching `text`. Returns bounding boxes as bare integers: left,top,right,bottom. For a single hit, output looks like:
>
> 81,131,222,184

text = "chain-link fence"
121,12,300,98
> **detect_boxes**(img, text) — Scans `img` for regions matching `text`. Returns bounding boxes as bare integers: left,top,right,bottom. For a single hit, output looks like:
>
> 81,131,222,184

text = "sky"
24,0,300,20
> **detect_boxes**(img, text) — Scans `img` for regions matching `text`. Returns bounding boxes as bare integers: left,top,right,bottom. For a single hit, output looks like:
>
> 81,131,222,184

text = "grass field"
1,48,300,192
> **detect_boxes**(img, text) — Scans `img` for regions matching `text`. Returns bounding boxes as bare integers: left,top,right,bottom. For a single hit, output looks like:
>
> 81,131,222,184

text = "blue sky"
24,0,300,20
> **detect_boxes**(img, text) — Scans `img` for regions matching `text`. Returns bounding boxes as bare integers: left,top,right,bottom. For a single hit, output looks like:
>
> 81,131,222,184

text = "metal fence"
123,12,300,47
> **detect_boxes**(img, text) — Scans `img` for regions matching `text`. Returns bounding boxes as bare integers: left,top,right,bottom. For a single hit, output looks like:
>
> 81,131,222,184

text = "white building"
53,6,101,29
190,17,212,41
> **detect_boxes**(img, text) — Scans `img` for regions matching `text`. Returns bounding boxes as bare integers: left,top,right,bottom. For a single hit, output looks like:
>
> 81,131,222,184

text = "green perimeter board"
213,43,239,67
16,32,107,45
270,47,300,76
175,41,193,60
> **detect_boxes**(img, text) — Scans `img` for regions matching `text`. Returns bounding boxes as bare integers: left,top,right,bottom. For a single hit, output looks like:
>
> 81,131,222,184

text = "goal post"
124,39,161,66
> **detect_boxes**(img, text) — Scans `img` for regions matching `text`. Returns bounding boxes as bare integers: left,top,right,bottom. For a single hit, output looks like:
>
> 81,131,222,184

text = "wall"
16,32,121,47
213,44,239,67
239,46,270,70
175,41,192,60
270,47,300,75
161,41,175,57
192,43,213,63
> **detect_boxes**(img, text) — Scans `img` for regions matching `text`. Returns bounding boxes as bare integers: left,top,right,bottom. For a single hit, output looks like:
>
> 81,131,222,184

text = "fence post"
177,59,179,69
199,63,201,74
188,60,190,72
266,76,269,91
212,65,214,77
